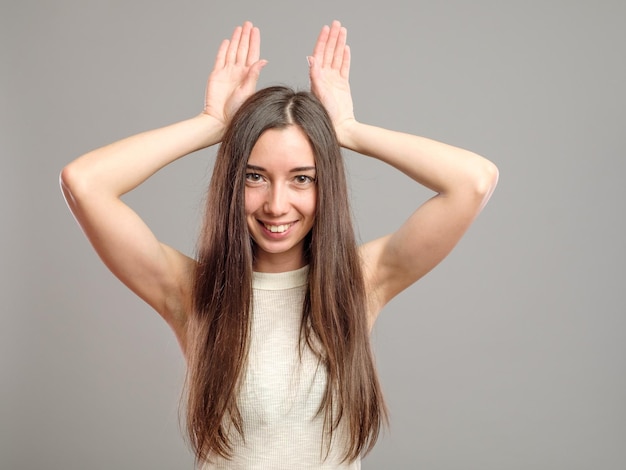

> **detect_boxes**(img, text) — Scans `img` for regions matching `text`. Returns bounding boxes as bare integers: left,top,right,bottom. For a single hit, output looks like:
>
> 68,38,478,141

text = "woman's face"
245,125,317,273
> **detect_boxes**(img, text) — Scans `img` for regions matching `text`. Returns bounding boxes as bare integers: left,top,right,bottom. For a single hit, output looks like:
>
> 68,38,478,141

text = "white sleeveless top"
202,266,360,469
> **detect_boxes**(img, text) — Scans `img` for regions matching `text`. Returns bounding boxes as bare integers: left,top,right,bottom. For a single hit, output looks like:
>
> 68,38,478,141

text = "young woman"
61,20,498,469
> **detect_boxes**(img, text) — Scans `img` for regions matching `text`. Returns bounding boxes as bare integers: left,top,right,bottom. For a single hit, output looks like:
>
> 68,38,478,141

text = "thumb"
306,56,316,75
307,56,318,90
244,59,268,87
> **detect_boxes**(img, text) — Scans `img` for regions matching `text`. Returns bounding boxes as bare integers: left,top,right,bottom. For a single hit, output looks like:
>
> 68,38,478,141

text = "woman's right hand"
203,21,267,130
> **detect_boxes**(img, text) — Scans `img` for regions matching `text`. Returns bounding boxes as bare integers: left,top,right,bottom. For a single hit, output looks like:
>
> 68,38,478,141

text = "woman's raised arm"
60,22,266,347
309,21,499,325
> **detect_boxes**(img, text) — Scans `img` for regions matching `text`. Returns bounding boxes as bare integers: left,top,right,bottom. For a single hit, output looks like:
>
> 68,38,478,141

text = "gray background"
2,0,624,469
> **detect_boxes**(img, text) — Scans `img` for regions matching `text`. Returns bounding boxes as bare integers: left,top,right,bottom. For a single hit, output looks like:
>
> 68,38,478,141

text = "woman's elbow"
60,163,77,195
472,158,499,208
59,159,90,204
477,159,499,195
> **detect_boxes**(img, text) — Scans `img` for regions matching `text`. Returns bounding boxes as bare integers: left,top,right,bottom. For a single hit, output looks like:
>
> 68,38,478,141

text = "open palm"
203,21,267,127
309,20,356,140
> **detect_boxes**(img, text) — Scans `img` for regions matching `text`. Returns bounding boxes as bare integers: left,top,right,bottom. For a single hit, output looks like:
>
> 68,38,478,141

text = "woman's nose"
264,184,289,215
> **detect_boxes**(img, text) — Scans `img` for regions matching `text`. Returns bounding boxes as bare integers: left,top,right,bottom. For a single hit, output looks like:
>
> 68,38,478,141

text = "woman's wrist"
194,113,227,148
335,118,360,150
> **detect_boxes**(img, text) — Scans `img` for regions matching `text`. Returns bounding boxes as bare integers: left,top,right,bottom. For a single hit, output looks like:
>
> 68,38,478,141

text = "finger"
307,56,322,94
246,26,261,66
226,25,243,64
236,21,253,65
331,26,347,70
323,20,341,66
312,25,329,62
341,45,351,79
214,39,229,69
242,59,268,89
306,55,316,83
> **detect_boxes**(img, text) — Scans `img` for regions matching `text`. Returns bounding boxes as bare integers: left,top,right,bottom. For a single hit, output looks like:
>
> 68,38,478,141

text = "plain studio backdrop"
2,1,624,469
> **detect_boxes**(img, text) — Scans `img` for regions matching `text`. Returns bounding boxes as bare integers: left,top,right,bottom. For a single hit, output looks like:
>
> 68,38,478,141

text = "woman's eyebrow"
289,166,316,172
246,164,265,171
245,164,316,172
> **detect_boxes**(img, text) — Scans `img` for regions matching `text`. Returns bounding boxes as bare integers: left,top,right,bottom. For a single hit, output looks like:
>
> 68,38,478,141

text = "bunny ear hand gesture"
203,21,268,128
308,20,356,141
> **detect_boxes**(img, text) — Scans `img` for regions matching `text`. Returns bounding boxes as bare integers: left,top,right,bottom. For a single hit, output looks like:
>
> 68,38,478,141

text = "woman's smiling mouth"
261,221,296,233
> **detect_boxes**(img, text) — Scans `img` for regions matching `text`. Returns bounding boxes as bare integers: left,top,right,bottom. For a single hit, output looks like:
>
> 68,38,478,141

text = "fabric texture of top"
202,266,360,470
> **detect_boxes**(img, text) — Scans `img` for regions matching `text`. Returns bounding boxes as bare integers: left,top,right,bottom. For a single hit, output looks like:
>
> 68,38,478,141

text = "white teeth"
264,223,291,233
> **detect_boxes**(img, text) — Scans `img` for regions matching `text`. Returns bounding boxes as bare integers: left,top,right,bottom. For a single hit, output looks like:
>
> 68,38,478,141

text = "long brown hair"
185,86,387,465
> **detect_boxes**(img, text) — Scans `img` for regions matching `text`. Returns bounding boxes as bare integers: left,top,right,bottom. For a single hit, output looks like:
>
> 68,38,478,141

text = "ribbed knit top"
202,266,360,469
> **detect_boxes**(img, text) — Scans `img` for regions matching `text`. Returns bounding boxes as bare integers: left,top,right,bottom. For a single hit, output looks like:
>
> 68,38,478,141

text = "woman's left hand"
309,20,356,144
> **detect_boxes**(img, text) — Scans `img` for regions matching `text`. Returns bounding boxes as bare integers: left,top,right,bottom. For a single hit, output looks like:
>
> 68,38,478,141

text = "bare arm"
60,116,221,347
60,22,267,348
342,123,498,314
309,21,499,326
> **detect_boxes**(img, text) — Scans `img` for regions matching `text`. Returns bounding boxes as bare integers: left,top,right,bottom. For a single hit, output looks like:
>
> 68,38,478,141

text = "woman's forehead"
248,126,316,168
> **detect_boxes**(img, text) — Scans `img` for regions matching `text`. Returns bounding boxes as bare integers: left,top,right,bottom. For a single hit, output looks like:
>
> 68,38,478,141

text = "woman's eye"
295,175,316,184
245,173,263,183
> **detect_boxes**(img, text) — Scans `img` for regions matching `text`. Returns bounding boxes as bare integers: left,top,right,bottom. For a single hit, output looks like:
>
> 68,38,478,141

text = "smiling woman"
244,126,318,273
59,20,498,469
188,85,382,467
